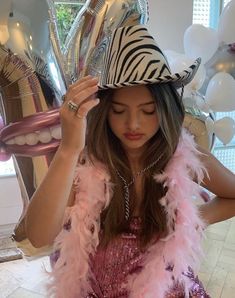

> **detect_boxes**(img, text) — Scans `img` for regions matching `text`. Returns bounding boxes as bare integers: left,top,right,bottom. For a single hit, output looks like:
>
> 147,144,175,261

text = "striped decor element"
98,25,201,90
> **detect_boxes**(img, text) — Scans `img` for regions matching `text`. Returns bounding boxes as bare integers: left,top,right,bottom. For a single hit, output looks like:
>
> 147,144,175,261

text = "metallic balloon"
0,0,148,245
184,42,235,151
0,0,149,160
0,1,69,244
200,42,235,95
183,107,215,151
64,0,149,80
0,0,68,158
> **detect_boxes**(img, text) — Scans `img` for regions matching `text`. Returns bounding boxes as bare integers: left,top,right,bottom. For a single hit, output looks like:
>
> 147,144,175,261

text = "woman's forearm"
25,77,99,248
198,196,235,225
25,146,80,248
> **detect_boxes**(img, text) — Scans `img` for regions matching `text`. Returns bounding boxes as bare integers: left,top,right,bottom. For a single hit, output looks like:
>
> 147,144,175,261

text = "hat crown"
101,26,171,87
86,25,201,90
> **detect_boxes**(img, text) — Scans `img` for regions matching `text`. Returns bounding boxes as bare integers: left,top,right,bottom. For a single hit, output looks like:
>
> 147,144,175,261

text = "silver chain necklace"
116,154,163,220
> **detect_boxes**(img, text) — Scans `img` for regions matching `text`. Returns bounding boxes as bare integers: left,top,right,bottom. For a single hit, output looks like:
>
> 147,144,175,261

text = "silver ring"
67,100,79,112
61,94,66,102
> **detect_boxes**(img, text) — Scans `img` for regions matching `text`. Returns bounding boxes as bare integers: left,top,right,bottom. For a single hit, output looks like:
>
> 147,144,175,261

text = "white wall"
0,176,22,238
147,0,193,53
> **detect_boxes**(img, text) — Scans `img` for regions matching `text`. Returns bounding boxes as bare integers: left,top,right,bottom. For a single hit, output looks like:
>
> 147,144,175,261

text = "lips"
124,133,144,140
0,108,61,158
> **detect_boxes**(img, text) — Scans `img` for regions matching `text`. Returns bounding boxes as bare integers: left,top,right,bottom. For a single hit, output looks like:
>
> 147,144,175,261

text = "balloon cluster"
0,0,149,245
0,0,148,162
0,0,149,221
164,0,235,147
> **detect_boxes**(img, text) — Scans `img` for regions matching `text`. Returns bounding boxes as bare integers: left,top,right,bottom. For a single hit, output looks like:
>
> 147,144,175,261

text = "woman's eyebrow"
111,101,155,107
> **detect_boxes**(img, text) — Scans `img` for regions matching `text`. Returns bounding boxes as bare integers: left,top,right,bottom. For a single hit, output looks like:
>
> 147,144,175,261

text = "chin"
122,140,147,151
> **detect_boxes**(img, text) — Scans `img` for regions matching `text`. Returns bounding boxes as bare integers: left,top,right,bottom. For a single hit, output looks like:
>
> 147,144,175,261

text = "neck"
126,149,143,174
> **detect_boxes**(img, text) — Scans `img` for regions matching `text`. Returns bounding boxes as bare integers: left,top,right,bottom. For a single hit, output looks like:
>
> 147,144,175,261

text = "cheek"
147,116,160,134
108,114,122,135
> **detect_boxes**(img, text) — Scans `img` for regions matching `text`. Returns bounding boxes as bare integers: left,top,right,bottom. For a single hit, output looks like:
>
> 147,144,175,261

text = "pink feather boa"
48,130,207,298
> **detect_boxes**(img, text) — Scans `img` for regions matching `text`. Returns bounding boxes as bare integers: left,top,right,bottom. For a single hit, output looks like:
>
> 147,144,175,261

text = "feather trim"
49,129,207,298
128,130,207,297
48,160,113,297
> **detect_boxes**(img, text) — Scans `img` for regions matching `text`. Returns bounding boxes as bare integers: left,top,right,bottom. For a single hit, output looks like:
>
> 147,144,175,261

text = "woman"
25,25,235,298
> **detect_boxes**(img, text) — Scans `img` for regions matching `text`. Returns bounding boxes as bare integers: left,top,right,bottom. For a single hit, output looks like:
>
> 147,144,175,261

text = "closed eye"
142,109,156,115
111,108,125,114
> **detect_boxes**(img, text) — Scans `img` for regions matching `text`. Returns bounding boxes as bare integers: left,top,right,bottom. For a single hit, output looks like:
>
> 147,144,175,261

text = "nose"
126,111,141,131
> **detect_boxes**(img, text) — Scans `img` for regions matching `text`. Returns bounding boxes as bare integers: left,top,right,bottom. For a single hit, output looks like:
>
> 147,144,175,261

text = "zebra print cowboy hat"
87,25,201,90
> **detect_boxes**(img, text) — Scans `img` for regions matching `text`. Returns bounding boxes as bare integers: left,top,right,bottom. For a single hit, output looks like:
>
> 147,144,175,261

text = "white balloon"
206,117,235,145
218,0,235,43
169,55,206,95
184,24,219,64
217,117,235,145
196,95,210,113
163,49,182,66
205,72,235,112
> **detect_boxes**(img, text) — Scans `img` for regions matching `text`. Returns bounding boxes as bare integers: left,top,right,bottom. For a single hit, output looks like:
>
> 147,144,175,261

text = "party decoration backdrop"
0,0,148,243
165,0,235,149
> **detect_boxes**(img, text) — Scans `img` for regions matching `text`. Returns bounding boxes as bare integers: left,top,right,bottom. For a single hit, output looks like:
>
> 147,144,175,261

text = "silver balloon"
0,0,67,157
0,0,68,242
64,0,149,80
184,42,235,151
0,0,148,247
183,107,215,151
200,42,235,95
0,0,67,110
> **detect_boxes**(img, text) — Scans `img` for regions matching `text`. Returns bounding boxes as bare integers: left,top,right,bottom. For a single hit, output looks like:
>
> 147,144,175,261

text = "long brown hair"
86,83,185,248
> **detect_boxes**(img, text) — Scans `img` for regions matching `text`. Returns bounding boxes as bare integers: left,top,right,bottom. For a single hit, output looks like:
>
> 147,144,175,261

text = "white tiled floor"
0,255,50,298
198,217,235,298
1,218,235,297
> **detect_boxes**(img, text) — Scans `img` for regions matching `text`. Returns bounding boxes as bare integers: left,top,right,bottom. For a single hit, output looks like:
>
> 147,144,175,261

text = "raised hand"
59,76,100,154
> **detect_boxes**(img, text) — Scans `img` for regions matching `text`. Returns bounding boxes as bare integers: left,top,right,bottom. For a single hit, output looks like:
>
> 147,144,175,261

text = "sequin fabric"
89,217,144,298
50,218,210,298
87,217,211,298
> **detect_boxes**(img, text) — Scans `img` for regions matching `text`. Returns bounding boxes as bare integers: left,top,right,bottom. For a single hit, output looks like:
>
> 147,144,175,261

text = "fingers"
61,76,100,119
76,97,100,118
74,85,98,108
70,76,98,94
65,76,99,106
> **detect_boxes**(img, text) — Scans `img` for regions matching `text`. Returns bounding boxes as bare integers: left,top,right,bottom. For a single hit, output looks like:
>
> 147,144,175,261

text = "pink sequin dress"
51,217,210,298
87,217,210,298
50,217,210,298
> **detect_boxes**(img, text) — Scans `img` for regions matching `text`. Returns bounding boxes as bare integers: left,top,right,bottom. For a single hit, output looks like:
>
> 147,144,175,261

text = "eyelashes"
143,111,156,115
111,108,156,115
111,109,124,114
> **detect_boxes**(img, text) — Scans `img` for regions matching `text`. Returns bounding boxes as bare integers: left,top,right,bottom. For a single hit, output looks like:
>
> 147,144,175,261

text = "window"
193,0,235,172
193,0,232,28
193,0,211,27
193,0,224,28
213,111,235,172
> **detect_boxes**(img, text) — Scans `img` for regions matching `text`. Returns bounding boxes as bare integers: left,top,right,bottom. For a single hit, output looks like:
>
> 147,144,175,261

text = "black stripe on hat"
115,39,144,82
125,56,145,81
129,27,148,36
123,51,151,75
116,44,163,83
140,60,160,80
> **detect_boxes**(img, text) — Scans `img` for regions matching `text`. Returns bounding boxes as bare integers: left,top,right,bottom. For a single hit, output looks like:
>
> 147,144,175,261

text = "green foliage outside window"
55,4,83,46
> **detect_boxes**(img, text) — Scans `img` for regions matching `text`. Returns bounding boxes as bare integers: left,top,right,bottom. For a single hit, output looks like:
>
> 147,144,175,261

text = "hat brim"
98,58,201,90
